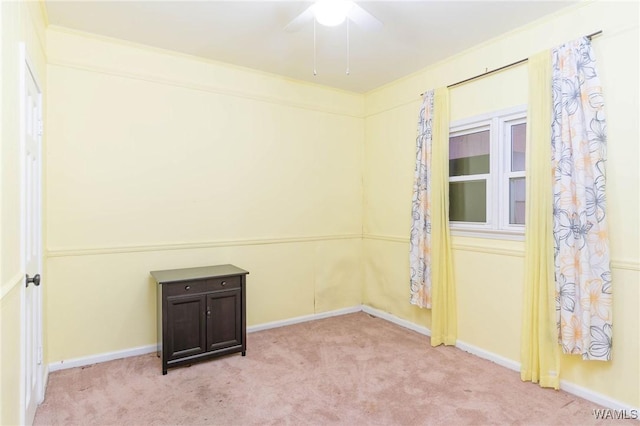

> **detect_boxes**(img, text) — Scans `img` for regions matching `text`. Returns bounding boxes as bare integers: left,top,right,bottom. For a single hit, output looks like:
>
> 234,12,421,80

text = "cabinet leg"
242,351,246,356
163,370,167,375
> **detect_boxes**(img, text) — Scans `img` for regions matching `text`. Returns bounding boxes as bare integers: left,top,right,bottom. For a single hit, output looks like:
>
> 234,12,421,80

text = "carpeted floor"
35,312,613,425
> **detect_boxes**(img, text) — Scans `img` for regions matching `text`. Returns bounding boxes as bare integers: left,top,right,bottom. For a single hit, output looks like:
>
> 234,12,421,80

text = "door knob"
26,274,41,287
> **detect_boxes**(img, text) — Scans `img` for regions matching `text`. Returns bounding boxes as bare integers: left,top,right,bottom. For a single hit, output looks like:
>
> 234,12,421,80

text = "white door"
21,44,44,426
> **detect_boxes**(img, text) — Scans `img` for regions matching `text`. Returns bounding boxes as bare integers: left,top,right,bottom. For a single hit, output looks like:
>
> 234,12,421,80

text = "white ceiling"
44,0,577,93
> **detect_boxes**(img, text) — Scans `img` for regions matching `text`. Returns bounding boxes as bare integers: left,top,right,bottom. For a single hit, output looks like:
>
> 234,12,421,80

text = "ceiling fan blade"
284,6,314,32
346,2,383,31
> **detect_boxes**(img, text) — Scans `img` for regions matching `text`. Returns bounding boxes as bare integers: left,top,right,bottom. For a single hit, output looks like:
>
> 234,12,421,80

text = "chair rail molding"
46,233,363,258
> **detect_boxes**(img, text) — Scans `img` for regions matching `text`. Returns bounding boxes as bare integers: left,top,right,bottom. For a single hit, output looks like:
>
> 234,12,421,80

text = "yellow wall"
7,0,633,419
0,0,47,424
363,0,639,408
44,28,364,363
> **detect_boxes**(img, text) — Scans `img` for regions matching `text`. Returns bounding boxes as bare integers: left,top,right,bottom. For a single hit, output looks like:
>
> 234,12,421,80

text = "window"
448,106,526,239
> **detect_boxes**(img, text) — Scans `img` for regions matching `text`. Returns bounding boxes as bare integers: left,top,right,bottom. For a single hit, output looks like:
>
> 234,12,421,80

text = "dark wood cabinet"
151,264,249,375
166,294,207,361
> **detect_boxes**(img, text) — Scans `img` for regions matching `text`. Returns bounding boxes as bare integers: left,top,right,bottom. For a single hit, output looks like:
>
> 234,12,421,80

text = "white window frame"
449,105,527,240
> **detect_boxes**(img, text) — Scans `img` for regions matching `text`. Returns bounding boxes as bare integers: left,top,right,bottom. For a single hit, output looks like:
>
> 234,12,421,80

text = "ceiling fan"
284,0,383,32
285,1,383,76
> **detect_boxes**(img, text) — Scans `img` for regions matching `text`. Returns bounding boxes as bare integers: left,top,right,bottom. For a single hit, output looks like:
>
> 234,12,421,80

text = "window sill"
450,227,525,242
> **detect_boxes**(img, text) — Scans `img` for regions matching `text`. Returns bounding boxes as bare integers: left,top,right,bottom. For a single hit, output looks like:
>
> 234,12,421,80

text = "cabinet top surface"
151,264,249,284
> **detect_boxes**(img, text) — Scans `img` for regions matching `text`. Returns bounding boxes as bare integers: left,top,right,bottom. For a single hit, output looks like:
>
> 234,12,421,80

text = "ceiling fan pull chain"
346,19,350,75
313,19,317,76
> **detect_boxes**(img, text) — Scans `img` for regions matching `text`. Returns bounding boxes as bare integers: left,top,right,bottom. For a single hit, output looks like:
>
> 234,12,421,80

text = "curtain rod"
420,30,603,96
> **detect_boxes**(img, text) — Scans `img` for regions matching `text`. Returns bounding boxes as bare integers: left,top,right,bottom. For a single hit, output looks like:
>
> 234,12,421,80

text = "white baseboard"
361,305,431,336
361,307,505,369
46,304,639,416
47,307,361,372
48,344,157,372
454,340,521,372
559,380,639,414
39,365,49,405
454,337,638,414
361,304,639,416
247,305,362,333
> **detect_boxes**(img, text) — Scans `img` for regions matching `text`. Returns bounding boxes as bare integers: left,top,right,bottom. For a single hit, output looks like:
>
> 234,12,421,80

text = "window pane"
449,130,490,176
509,177,526,224
511,123,526,172
449,180,486,222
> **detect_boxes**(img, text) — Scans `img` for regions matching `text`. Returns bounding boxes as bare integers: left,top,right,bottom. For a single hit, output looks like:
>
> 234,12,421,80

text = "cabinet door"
166,294,207,360
206,289,242,352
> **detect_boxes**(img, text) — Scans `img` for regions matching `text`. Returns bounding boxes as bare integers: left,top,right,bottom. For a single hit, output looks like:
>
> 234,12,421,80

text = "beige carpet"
35,312,612,425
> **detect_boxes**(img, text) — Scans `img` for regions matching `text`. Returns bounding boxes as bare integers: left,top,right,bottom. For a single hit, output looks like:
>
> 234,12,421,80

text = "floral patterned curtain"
409,88,456,346
551,37,612,361
410,90,434,308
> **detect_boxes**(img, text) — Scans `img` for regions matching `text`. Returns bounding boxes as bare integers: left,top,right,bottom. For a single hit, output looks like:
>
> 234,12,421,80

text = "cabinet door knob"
185,285,191,291
207,309,211,317
221,281,226,286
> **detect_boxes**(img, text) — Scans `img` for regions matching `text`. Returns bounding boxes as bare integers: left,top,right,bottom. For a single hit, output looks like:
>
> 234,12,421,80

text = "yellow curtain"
430,87,457,347
520,51,560,389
